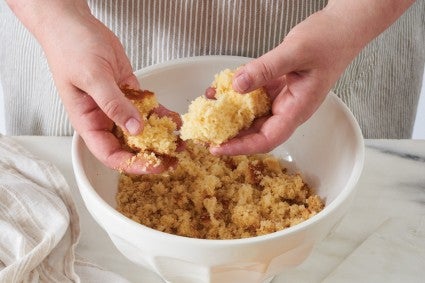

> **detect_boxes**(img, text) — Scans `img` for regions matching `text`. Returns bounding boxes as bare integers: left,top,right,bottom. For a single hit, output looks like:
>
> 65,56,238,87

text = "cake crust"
115,86,180,168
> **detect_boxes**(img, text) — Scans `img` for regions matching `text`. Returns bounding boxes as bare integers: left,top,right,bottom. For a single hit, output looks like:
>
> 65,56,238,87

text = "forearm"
323,0,415,50
5,0,92,45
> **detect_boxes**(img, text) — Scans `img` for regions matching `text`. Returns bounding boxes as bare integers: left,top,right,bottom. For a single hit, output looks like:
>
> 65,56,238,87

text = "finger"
81,129,169,174
121,73,140,90
61,86,168,174
61,86,114,132
231,116,269,138
232,42,298,93
205,87,216,99
153,105,183,129
211,84,322,156
209,114,297,156
263,77,286,101
175,138,186,152
76,71,142,135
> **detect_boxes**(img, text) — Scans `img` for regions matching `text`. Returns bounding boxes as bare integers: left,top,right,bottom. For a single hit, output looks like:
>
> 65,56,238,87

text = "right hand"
32,2,177,174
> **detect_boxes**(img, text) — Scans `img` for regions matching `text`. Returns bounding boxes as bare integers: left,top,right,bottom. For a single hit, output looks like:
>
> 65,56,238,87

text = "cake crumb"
116,141,324,239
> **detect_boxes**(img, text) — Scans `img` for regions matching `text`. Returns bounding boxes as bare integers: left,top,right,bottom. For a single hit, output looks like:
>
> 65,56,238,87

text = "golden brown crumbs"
116,141,324,239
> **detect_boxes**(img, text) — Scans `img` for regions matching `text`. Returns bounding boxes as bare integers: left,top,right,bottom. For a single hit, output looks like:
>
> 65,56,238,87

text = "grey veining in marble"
274,140,425,283
367,143,425,163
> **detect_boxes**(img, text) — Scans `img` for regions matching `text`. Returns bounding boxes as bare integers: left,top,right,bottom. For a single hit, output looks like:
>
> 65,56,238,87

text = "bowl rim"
72,55,365,246
133,55,252,78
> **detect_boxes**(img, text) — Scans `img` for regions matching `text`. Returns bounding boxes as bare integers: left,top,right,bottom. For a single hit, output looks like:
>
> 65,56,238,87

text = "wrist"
323,0,415,49
6,0,93,46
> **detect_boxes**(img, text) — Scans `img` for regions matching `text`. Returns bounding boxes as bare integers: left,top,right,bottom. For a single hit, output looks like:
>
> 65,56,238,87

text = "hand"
20,1,178,174
209,0,414,156
208,11,357,155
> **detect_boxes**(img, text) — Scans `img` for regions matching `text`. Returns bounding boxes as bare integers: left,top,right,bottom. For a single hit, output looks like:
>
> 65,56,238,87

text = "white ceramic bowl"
72,56,364,283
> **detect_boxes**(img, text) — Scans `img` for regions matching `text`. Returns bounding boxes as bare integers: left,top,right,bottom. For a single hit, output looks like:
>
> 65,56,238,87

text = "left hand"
210,0,415,156
209,9,361,156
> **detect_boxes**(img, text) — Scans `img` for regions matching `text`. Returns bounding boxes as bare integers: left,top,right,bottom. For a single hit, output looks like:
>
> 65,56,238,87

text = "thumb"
233,44,297,93
85,74,142,135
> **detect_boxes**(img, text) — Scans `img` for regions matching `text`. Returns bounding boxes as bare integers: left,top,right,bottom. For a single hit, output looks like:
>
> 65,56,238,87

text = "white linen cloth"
0,135,130,283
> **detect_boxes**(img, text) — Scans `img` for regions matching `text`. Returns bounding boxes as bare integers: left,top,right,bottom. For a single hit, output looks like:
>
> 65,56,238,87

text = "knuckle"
252,60,276,83
77,66,100,88
102,97,124,120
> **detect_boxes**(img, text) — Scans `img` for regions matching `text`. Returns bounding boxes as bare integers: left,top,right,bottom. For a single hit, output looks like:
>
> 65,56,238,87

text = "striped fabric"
0,134,79,282
88,0,327,71
0,0,424,138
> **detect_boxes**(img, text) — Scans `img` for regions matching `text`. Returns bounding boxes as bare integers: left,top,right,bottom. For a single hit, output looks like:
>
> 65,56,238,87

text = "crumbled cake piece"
180,68,271,145
116,141,324,239
115,86,179,166
125,114,177,155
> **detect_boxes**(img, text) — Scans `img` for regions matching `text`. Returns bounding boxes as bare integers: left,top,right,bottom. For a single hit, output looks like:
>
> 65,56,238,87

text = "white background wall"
1,71,425,137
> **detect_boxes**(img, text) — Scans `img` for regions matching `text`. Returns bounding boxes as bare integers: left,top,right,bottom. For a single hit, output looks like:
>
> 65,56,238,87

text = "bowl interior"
78,56,364,221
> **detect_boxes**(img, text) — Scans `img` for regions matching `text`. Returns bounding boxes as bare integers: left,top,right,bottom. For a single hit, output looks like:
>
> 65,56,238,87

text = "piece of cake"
180,68,271,146
115,86,179,168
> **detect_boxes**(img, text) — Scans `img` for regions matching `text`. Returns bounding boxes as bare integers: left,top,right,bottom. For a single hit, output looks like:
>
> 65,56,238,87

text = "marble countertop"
10,136,425,283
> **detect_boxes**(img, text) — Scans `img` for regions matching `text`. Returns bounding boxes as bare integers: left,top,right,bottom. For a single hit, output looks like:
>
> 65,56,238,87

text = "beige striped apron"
0,0,424,138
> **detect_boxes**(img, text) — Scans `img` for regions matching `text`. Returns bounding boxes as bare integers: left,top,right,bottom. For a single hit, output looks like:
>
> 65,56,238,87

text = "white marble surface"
9,136,425,283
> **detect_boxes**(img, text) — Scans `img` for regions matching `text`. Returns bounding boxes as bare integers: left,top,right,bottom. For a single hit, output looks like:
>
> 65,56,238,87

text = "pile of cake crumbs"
116,141,324,239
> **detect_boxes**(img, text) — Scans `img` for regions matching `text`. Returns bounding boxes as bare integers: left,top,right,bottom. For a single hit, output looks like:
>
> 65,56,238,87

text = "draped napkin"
0,135,130,283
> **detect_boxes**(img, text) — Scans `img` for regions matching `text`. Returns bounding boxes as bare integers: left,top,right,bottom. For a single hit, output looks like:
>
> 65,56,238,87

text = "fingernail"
234,73,251,92
209,147,221,156
125,117,141,135
205,87,216,99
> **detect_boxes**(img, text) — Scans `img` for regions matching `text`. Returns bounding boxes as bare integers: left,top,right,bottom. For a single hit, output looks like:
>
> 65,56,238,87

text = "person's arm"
211,0,415,155
6,0,173,174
